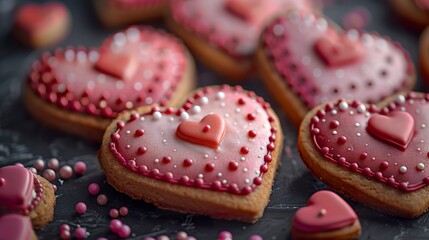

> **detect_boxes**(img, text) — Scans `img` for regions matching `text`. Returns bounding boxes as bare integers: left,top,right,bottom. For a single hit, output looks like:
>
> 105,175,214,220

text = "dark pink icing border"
310,92,429,192
109,85,278,195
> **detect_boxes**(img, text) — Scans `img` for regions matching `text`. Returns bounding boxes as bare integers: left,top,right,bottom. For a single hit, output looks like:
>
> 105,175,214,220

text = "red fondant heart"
261,11,414,110
314,29,364,67
0,166,34,211
309,93,429,192
15,3,67,33
0,214,33,240
367,111,414,150
27,27,187,118
293,191,357,232
94,52,138,82
109,86,277,194
176,114,226,148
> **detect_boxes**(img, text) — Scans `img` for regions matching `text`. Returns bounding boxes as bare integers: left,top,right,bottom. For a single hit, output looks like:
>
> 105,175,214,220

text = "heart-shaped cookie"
298,92,429,218
167,0,313,80
257,11,415,125
13,2,70,48
24,26,195,141
0,165,55,228
292,191,361,239
0,214,35,240
99,85,283,222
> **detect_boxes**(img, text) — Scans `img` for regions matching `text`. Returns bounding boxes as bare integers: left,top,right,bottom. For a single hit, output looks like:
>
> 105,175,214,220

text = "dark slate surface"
0,0,428,239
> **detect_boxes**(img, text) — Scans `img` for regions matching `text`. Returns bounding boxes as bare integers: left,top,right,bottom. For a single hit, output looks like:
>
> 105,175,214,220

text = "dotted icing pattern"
27,27,187,119
110,85,277,195
310,92,429,192
262,11,414,108
170,0,311,58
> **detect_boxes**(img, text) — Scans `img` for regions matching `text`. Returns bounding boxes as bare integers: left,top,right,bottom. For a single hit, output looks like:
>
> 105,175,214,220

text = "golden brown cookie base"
93,0,165,28
291,220,361,240
298,96,429,218
99,88,283,223
24,52,196,142
390,0,429,31
165,12,254,81
29,176,56,229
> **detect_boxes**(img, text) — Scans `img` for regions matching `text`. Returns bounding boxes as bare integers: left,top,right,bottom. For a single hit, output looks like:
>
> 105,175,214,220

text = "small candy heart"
94,52,138,82
367,111,414,150
225,0,265,22
176,114,226,148
293,191,358,233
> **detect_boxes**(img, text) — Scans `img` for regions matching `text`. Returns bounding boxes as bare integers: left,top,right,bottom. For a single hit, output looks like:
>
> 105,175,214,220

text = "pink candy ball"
119,206,128,216
48,158,60,170
157,235,169,240
60,224,70,232
97,194,108,205
110,209,119,218
60,165,73,179
176,231,188,240
249,235,263,240
33,159,45,171
75,227,87,239
75,202,87,214
88,183,100,195
118,225,131,238
218,231,232,240
74,161,87,175
110,219,123,233
43,169,56,182
60,230,71,240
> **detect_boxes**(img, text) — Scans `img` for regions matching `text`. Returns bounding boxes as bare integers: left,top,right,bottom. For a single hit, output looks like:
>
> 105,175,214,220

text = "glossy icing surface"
263,11,413,108
14,2,67,33
310,93,429,191
170,0,311,58
28,27,187,119
110,85,277,195
0,214,33,240
0,165,34,211
293,191,357,232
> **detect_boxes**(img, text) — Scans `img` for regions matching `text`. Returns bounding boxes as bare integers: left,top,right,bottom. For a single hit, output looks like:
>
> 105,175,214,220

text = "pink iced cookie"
94,0,166,28
13,2,70,48
0,165,55,228
298,92,429,218
292,191,361,240
257,10,415,125
0,214,36,240
24,26,195,141
99,85,283,222
167,0,313,80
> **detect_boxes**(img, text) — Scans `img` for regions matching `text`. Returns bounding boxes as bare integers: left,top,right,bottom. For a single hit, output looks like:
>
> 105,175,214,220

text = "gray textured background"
0,0,428,239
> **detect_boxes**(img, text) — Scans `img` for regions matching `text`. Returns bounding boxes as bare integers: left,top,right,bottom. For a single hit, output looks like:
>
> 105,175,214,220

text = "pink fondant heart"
109,86,277,195
309,93,429,192
0,166,34,211
27,27,187,118
170,0,312,57
367,111,414,150
94,52,138,82
314,29,364,67
176,114,226,148
293,191,357,232
0,214,33,240
15,2,67,33
262,11,414,108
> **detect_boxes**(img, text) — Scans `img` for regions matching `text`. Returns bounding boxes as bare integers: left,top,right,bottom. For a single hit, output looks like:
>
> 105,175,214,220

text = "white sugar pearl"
357,104,366,113
180,112,189,120
338,102,349,111
417,163,425,171
396,95,405,104
153,111,162,120
399,166,407,173
191,105,201,114
216,92,225,100
199,97,209,105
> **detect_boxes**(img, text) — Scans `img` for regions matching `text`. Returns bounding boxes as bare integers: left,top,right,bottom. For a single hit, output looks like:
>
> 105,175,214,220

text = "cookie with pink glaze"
257,11,415,125
0,214,37,240
99,85,283,222
0,165,56,228
93,0,166,28
13,2,70,48
24,26,196,141
166,0,313,81
390,0,429,31
292,191,361,240
298,92,429,218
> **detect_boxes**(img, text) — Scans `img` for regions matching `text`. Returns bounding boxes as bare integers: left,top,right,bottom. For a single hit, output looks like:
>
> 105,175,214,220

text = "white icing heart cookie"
99,85,283,222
